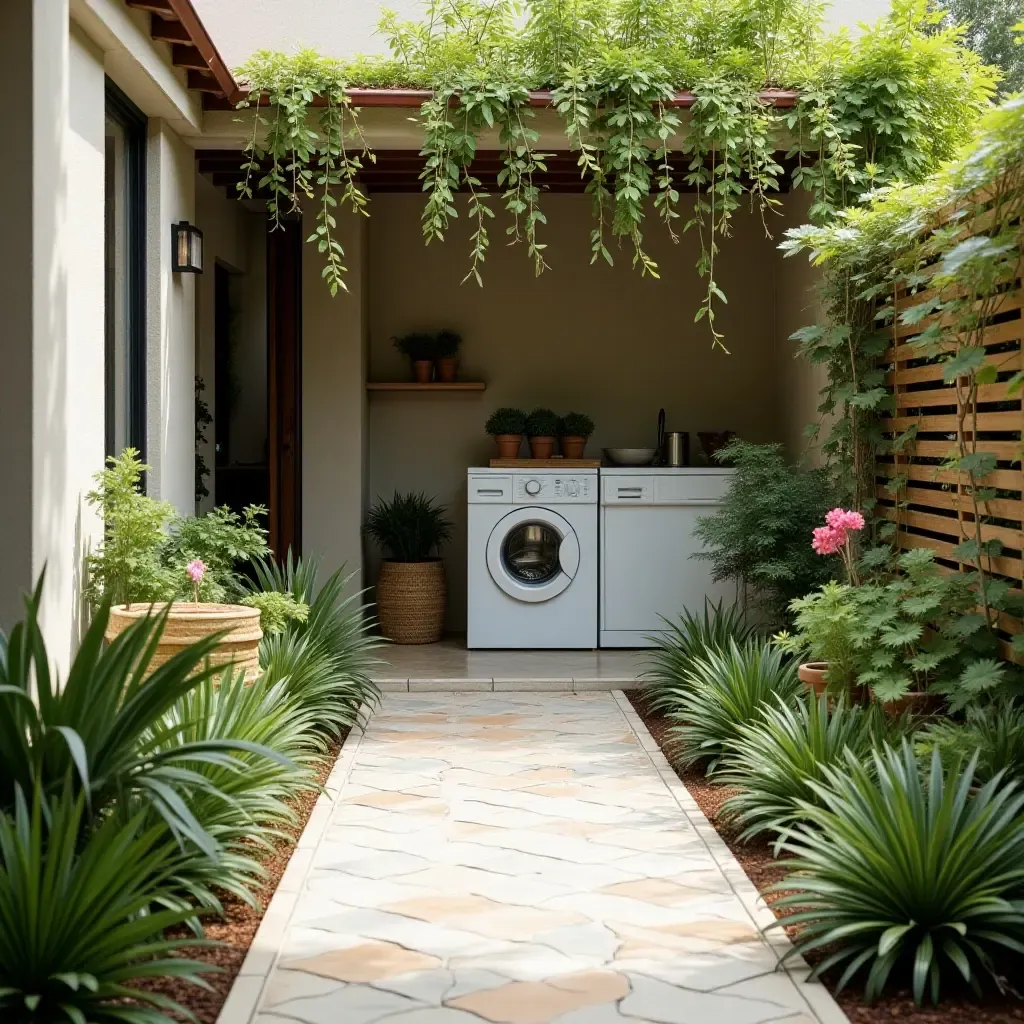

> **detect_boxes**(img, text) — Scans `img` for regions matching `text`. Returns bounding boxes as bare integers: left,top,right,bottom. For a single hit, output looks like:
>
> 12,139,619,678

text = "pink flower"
825,508,865,532
186,559,206,583
812,526,845,556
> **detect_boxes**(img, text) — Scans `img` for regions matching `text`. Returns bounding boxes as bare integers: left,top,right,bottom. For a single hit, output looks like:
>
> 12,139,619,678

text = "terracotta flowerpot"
529,436,556,459
437,357,458,383
798,661,829,697
412,359,434,384
560,436,587,459
105,603,263,681
376,559,446,645
494,434,523,459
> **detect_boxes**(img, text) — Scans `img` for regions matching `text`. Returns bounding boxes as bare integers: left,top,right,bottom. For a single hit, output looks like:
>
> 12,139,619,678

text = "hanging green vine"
234,0,995,342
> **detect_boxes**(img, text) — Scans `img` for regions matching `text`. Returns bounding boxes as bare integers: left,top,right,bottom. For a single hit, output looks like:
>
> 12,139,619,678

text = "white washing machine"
467,468,598,649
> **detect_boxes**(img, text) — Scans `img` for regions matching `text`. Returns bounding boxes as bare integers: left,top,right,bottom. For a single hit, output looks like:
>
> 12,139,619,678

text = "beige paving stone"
385,894,587,941
600,876,724,906
287,941,441,983
447,969,629,1023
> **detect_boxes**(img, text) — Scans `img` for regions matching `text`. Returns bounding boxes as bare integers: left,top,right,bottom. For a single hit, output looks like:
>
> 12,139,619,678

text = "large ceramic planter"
105,603,263,680
798,661,828,697
377,559,445,645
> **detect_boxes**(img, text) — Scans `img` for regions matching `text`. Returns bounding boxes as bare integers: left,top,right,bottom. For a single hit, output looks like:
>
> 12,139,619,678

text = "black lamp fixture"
172,220,203,273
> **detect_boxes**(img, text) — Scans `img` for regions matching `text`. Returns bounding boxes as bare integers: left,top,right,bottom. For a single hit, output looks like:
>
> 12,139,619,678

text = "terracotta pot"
412,359,434,384
105,603,263,681
376,559,446,645
436,357,458,383
560,436,587,459
798,661,829,697
529,436,556,459
494,434,523,459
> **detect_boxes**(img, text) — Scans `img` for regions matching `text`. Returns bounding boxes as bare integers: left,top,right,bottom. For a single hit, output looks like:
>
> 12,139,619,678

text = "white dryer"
467,468,597,649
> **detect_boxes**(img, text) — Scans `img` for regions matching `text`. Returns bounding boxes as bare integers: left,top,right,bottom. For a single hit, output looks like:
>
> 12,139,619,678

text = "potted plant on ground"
559,412,595,459
526,407,561,460
366,491,453,644
434,329,462,383
85,449,266,678
486,407,527,459
392,331,436,384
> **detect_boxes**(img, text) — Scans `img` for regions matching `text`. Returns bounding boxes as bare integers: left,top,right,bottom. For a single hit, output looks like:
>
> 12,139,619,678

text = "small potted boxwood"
393,332,436,384
559,412,595,459
486,407,527,459
526,407,561,459
366,492,453,644
434,329,462,383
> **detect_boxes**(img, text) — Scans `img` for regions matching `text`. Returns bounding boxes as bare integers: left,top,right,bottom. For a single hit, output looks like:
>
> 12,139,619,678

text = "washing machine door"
486,507,580,604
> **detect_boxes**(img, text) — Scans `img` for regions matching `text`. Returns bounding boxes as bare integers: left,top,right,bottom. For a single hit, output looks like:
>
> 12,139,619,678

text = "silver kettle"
657,409,688,466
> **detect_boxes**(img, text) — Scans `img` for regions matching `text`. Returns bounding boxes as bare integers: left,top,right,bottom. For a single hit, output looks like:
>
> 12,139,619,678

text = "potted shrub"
366,491,453,644
85,449,266,679
434,329,461,383
525,407,561,459
486,407,527,459
393,331,436,384
559,412,595,459
774,582,860,699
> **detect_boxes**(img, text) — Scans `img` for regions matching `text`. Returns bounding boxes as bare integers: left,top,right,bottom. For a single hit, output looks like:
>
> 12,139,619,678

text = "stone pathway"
232,692,847,1024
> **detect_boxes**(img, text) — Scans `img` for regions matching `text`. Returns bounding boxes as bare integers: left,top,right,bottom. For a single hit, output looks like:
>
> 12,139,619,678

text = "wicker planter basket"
376,560,446,645
105,603,263,680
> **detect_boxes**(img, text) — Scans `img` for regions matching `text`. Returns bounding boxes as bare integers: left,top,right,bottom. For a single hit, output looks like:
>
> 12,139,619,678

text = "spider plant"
718,694,901,843
643,598,758,711
663,639,801,774
365,492,453,562
770,743,1024,1006
0,784,213,1024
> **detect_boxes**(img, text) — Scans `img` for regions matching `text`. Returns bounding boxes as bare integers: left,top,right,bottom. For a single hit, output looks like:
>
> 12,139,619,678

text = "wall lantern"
172,221,203,273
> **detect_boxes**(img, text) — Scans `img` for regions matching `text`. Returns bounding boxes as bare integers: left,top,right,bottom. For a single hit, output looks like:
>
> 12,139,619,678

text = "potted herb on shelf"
366,492,453,645
85,449,266,679
486,407,527,459
526,407,561,460
393,331,436,384
559,412,595,459
434,329,462,383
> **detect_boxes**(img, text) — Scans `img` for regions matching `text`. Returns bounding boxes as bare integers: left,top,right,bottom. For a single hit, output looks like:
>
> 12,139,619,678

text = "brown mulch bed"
144,733,346,1023
628,691,1024,1024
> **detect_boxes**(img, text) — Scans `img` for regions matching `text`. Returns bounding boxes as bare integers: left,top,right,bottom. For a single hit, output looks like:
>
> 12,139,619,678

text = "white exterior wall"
147,121,197,516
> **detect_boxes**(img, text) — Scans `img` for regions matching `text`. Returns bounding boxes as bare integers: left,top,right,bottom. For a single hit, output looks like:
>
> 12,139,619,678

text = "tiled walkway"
234,693,847,1024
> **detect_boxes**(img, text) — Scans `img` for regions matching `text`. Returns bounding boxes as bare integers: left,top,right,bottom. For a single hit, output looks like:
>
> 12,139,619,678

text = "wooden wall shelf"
365,381,486,392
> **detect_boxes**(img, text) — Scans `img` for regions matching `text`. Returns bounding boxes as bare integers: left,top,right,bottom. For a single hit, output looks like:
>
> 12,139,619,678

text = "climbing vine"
235,0,996,342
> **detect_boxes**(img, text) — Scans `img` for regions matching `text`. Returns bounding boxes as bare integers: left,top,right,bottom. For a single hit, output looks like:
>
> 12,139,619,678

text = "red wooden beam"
164,0,241,103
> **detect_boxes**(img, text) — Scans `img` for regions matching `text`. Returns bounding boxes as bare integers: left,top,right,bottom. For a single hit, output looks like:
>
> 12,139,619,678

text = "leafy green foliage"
770,743,1024,1006
434,329,462,357
558,412,595,437
936,0,1024,94
365,492,454,562
661,639,801,773
235,0,994,343
718,694,900,842
392,331,437,361
693,440,838,623
0,583,252,856
485,407,527,435
919,701,1024,786
774,582,862,693
241,590,309,635
195,376,213,505
0,786,213,1024
643,598,759,708
85,450,270,607
525,407,561,438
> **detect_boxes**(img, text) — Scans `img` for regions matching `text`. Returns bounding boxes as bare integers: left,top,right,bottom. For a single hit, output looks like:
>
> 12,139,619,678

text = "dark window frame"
104,79,147,464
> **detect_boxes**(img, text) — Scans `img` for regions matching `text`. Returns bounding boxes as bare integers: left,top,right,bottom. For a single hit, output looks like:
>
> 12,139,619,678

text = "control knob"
525,478,542,496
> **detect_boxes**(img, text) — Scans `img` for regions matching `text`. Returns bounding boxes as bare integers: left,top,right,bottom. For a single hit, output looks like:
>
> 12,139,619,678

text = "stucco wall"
146,121,196,515
364,193,784,630
302,209,369,590
192,0,893,67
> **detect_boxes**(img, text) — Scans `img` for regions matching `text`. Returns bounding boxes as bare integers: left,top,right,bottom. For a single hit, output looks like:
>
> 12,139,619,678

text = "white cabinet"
600,469,735,648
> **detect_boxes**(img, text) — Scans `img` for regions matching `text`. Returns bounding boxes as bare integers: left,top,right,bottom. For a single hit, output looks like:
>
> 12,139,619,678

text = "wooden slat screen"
874,195,1024,659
